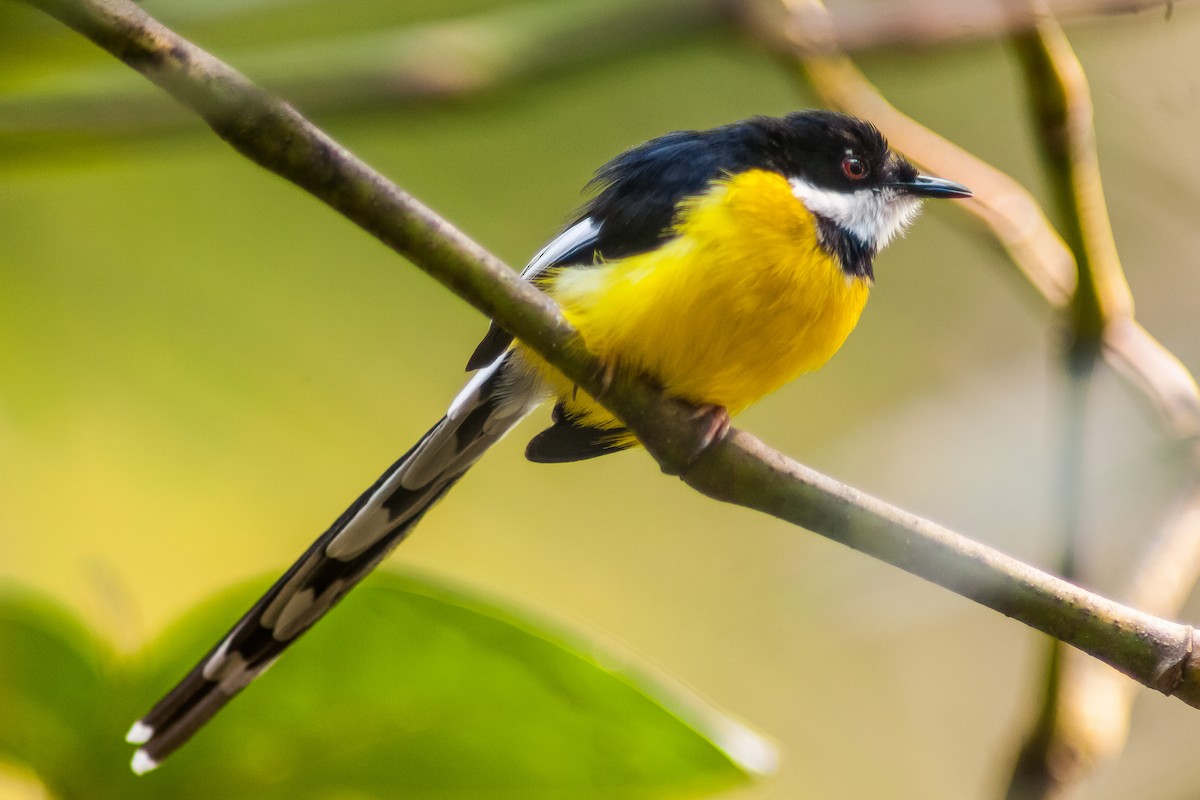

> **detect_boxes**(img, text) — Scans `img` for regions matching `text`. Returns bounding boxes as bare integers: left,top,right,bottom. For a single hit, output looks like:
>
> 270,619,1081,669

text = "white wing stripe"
521,217,599,280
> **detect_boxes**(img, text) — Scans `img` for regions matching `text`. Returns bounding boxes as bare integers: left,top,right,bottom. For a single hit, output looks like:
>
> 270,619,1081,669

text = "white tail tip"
131,749,159,775
125,720,153,745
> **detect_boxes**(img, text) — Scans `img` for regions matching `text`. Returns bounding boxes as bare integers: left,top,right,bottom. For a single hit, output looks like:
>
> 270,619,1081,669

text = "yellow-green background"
3,1,1200,797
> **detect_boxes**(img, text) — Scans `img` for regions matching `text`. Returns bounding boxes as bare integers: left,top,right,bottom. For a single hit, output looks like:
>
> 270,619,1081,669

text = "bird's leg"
571,357,618,403
688,403,731,454
593,357,620,399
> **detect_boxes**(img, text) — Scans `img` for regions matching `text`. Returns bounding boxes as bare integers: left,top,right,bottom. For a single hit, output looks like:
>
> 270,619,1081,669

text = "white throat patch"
788,177,924,251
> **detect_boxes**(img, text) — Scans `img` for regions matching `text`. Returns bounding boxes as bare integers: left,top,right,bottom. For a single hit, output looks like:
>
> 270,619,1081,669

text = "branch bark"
21,0,1200,723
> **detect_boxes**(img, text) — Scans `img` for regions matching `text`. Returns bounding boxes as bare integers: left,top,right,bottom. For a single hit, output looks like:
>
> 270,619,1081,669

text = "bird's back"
525,167,871,431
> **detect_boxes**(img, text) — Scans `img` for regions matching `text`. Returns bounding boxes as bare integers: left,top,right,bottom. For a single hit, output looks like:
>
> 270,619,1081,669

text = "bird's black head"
575,110,970,276
762,111,894,193
753,111,971,264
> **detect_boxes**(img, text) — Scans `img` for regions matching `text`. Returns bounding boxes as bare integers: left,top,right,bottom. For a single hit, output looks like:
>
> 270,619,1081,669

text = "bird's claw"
688,403,731,460
571,358,618,403
593,358,619,399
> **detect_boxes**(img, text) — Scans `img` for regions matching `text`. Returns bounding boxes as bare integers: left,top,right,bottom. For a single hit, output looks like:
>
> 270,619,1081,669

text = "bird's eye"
841,156,868,180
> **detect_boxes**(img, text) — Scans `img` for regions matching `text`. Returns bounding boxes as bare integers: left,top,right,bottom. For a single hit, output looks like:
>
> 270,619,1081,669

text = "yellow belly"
521,169,871,430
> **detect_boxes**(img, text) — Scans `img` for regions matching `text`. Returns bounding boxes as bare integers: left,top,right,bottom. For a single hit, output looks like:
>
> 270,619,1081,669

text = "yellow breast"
524,169,871,430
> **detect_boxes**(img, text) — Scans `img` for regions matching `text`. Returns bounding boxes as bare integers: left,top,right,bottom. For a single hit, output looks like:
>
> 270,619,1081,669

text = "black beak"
895,174,973,199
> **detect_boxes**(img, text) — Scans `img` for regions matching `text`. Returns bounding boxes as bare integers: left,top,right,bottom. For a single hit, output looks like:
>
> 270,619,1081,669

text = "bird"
125,110,971,773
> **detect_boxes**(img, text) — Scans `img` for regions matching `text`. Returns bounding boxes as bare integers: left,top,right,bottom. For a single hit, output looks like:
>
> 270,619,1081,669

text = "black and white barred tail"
126,353,543,773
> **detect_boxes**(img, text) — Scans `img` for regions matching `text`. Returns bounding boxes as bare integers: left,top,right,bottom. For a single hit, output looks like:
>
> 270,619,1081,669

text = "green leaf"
0,589,126,800
0,571,774,800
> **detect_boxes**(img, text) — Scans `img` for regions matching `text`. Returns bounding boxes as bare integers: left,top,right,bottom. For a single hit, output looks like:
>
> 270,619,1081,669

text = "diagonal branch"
22,0,1200,719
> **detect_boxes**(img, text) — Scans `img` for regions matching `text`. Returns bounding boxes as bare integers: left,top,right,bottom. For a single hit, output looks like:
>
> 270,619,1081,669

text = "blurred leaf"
0,571,773,800
0,590,123,800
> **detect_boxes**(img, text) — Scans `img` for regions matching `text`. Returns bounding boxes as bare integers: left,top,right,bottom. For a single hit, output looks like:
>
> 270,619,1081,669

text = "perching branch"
22,0,1200,724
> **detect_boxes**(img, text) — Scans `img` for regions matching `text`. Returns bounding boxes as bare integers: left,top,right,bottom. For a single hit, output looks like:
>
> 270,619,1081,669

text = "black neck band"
814,215,875,281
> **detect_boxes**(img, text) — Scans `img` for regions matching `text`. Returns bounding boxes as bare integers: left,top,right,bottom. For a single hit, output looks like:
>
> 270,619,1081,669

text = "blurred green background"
3,0,1200,797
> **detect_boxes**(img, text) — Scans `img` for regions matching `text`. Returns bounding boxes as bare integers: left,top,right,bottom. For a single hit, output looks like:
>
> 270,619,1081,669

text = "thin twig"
775,0,1194,53
736,0,1078,305
1005,9,1123,796
1006,9,1200,797
21,0,1200,722
1013,8,1131,346
1006,386,1093,800
1103,318,1200,444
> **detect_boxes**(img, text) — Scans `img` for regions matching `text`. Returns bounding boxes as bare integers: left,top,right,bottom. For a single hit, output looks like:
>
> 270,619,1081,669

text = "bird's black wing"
466,121,772,372
524,401,629,462
465,217,601,370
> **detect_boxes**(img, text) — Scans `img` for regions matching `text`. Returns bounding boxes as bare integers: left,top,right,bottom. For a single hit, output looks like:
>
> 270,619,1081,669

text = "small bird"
125,110,971,773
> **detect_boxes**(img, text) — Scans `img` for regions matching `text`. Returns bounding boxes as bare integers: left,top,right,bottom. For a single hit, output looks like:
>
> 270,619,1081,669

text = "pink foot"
689,403,731,455
573,358,619,403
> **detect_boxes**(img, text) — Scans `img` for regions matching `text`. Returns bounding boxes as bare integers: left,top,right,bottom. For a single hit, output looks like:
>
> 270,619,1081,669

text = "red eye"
841,156,868,180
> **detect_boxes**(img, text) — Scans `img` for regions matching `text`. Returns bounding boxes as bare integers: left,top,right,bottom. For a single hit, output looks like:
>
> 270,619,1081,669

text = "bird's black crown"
574,111,917,265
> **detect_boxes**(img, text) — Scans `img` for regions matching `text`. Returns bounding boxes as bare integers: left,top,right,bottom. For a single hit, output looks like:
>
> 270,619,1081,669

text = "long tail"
126,355,542,773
